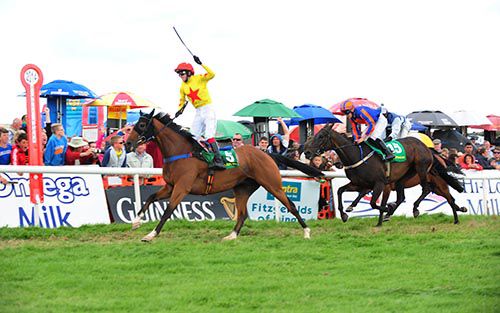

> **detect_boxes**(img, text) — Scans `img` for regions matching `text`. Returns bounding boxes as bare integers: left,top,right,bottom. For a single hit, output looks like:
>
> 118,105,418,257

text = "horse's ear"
326,123,333,130
149,109,155,118
139,110,143,116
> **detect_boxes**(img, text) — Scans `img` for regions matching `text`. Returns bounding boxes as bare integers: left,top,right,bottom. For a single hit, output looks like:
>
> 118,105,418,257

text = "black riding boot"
209,142,226,170
376,138,395,161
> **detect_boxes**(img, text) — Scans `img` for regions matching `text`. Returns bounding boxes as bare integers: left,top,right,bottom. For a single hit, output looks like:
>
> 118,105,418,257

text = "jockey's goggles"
177,71,188,76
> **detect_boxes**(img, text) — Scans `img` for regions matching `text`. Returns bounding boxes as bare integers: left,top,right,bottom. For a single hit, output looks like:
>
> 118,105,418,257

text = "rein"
324,137,375,170
138,115,179,143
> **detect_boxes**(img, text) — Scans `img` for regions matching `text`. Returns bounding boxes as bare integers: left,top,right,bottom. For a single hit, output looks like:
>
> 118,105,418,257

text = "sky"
1,0,499,128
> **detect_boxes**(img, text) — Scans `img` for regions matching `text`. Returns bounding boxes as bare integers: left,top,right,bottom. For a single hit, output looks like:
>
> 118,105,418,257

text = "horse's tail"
269,153,324,178
431,151,464,193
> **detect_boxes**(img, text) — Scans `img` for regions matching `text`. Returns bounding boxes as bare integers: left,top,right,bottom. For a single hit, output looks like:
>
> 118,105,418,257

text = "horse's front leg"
346,189,371,212
142,181,193,242
132,184,173,230
337,182,366,223
370,182,385,227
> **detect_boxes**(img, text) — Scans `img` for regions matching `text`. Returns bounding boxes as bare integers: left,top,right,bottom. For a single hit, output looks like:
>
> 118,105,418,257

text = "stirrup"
210,159,226,170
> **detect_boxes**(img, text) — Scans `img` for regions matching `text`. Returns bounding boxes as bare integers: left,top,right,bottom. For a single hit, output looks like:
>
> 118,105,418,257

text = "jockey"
381,106,412,141
175,56,225,170
341,100,395,161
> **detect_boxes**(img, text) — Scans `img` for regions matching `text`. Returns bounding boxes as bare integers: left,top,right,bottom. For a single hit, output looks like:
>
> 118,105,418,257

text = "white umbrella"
448,110,492,126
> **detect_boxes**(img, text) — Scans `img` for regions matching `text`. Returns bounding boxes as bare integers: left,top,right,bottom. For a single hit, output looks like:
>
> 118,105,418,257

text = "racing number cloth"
367,140,407,162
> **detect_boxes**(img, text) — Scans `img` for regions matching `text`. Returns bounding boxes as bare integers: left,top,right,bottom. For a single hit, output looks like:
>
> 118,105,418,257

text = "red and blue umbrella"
329,98,380,115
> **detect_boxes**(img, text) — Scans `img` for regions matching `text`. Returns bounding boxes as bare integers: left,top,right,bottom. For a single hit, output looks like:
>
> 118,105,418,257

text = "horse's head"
126,109,156,150
303,124,335,159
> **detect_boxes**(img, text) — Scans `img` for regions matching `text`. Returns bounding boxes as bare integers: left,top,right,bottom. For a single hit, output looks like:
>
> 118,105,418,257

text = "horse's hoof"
341,213,349,223
459,207,468,213
413,210,420,218
222,231,237,241
141,230,157,242
383,214,391,222
303,227,311,239
454,220,460,225
345,206,354,213
387,203,397,215
131,219,141,230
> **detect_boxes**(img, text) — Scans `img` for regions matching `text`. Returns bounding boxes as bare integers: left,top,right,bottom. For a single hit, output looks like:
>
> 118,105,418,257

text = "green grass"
0,215,499,313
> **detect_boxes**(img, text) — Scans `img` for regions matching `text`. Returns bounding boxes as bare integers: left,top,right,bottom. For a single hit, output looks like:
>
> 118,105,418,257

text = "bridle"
134,114,179,145
311,132,375,170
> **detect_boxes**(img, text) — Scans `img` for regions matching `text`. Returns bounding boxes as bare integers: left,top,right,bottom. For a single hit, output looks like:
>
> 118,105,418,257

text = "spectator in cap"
433,138,442,153
65,137,95,165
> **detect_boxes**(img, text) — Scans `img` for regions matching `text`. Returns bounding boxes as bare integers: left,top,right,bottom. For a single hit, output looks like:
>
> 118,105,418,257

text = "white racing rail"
0,165,498,218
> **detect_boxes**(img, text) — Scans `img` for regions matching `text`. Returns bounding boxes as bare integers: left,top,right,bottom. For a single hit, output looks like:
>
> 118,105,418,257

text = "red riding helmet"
174,62,194,75
340,100,354,114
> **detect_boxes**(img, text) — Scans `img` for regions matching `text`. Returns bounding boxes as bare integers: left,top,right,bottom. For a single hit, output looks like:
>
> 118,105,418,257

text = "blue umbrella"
286,104,341,126
39,80,97,134
40,80,97,98
411,121,428,131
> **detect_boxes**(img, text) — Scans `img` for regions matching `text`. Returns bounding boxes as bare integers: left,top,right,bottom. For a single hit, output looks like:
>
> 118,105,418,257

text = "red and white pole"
20,64,44,225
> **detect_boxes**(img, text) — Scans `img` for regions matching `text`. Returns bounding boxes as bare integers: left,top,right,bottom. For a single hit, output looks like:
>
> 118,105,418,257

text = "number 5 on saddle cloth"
200,146,239,169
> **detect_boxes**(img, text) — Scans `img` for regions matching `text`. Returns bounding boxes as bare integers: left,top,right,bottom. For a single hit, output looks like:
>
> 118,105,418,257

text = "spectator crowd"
1,109,499,175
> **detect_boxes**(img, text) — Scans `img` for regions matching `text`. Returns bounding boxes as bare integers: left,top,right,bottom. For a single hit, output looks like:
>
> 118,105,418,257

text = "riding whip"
174,101,189,118
173,26,195,57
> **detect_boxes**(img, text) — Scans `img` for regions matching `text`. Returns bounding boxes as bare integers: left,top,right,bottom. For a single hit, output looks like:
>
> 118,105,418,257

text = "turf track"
1,214,499,313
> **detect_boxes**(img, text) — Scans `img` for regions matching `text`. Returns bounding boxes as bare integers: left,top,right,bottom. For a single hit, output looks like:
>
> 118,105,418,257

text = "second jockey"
174,55,225,170
381,106,412,141
341,100,395,161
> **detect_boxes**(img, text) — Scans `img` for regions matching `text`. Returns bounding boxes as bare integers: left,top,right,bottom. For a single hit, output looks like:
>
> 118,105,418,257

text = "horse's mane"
318,126,352,146
154,112,205,151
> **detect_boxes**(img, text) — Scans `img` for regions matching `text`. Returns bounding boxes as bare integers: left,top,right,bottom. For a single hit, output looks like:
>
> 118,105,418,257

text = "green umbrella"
215,120,253,140
233,98,302,118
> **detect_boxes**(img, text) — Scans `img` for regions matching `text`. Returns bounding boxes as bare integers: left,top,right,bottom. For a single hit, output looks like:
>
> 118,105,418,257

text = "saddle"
199,145,239,169
197,142,240,194
365,140,407,180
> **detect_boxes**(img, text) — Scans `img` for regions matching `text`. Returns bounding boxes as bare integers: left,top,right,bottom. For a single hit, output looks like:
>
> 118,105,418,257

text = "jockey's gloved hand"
193,55,202,65
385,136,393,142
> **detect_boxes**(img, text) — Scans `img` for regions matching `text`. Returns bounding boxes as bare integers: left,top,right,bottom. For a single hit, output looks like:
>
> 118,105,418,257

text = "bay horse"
126,110,323,242
304,124,436,226
336,151,467,224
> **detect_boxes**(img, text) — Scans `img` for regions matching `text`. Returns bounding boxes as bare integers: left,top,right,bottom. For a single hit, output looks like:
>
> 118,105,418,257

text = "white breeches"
191,105,217,140
368,114,388,140
389,117,412,139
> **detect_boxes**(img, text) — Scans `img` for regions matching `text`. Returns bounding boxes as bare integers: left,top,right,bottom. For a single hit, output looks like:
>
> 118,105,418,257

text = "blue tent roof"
40,80,97,98
286,104,341,126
